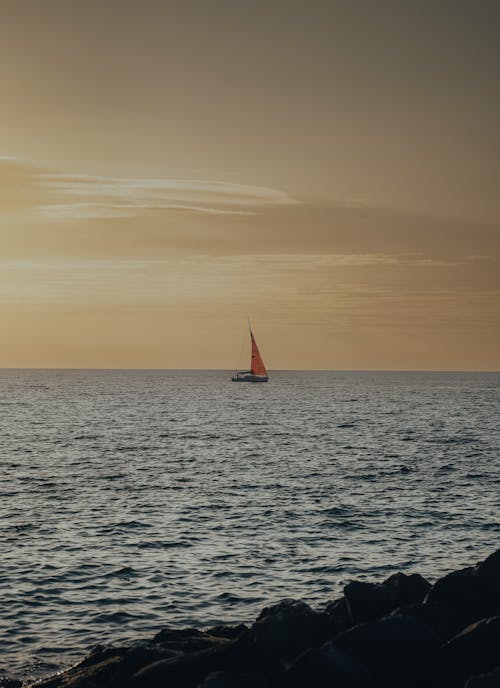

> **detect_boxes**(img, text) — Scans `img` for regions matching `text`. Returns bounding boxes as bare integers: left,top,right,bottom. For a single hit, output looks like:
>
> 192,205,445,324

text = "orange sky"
1,1,499,369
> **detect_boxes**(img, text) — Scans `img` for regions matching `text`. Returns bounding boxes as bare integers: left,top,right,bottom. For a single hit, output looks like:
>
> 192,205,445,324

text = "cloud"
0,157,297,218
0,253,487,307
37,202,256,218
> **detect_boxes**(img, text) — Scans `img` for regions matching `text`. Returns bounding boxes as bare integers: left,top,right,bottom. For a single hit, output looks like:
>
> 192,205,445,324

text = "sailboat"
231,324,269,382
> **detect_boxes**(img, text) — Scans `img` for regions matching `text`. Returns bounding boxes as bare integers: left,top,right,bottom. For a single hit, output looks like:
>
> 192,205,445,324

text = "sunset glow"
1,1,499,369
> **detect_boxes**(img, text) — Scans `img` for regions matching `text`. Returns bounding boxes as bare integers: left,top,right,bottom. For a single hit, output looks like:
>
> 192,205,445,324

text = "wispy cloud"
180,252,467,269
0,157,297,218
0,253,485,306
38,202,256,218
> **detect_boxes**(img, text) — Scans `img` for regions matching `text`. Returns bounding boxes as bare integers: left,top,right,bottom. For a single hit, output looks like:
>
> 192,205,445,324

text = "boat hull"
231,374,268,382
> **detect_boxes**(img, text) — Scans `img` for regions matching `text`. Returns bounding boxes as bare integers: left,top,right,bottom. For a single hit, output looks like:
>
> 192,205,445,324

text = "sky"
1,0,499,370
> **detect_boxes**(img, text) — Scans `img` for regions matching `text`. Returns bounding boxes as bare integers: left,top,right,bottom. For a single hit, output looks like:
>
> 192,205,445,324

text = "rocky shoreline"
4,549,500,688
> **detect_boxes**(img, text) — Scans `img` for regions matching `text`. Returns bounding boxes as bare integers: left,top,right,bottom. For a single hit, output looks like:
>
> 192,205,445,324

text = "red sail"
250,330,268,376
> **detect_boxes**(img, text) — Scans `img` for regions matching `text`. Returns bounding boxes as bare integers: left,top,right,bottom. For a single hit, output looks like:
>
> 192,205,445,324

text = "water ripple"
0,369,498,681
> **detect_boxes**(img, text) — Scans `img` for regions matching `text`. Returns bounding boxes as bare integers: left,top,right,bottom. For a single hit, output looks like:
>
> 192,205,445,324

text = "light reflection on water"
0,369,499,679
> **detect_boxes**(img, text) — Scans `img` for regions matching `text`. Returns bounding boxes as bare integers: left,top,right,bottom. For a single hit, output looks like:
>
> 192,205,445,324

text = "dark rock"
383,571,431,605
131,637,279,688
465,668,500,687
132,642,238,688
152,627,229,654
446,616,500,675
76,643,141,669
32,643,181,688
333,614,442,687
477,550,500,580
425,570,500,637
205,625,249,640
456,566,479,576
249,599,329,658
153,627,206,643
284,643,372,688
324,597,352,635
196,670,271,687
390,601,442,634
24,549,500,688
33,656,125,687
0,679,23,688
343,580,400,624
343,572,431,627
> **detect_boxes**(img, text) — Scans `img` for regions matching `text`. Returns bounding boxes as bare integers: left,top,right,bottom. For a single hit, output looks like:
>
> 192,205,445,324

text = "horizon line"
0,367,498,373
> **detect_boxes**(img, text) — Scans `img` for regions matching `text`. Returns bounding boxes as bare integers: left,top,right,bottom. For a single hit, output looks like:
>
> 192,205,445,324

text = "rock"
343,580,400,624
477,550,500,580
23,549,500,688
389,601,442,634
383,572,431,605
131,637,279,688
249,599,328,658
284,643,372,688
343,573,431,627
425,570,500,637
465,668,500,687
0,679,23,688
34,657,125,687
205,625,249,640
324,597,352,635
332,614,442,687
152,627,230,654
196,670,271,687
445,616,500,675
131,643,237,688
31,643,181,688
153,627,206,643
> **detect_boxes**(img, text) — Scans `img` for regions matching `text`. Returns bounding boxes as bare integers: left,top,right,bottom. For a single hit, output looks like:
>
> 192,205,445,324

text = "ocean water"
1,369,499,680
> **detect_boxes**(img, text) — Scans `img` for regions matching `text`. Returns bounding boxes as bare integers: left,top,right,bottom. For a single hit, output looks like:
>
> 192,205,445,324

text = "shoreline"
6,548,500,688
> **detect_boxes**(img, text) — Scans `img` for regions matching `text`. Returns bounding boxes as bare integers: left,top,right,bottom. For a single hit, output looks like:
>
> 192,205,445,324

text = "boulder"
284,642,372,688
131,637,279,688
389,601,442,634
477,550,500,580
446,616,500,675
465,668,500,687
205,625,249,640
383,572,431,605
332,614,442,687
153,627,206,643
324,597,353,635
153,627,230,654
23,549,500,688
31,643,182,688
343,581,400,624
249,599,328,658
343,572,432,627
196,670,271,687
425,570,500,637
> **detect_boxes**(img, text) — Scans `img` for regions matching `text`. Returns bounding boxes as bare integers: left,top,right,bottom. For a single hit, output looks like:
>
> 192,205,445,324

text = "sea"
1,369,499,681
